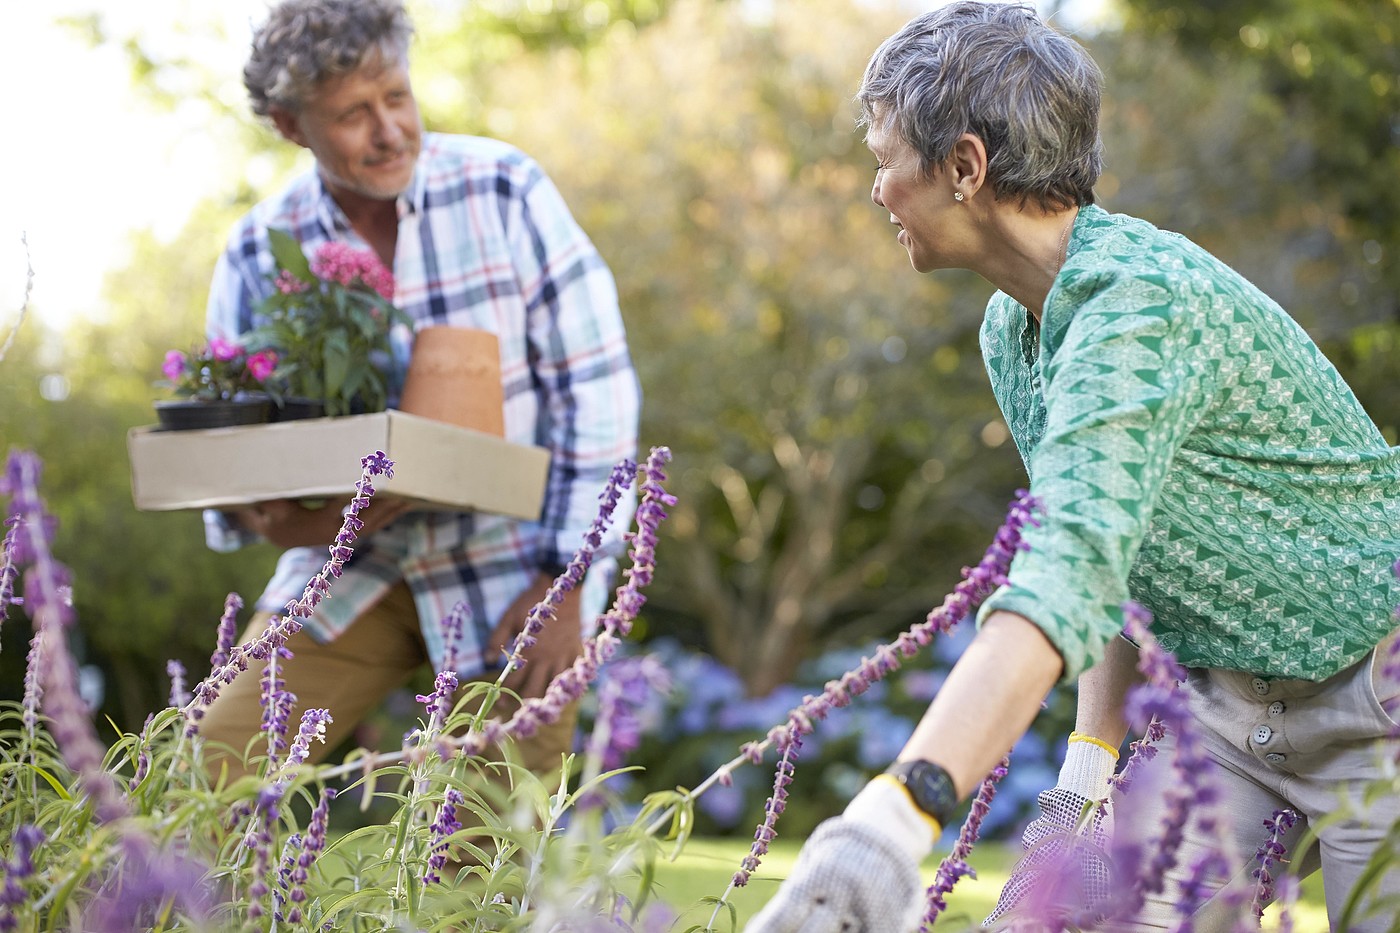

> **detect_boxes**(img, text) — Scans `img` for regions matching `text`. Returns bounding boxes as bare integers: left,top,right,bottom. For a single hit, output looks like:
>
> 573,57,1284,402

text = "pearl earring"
953,192,965,202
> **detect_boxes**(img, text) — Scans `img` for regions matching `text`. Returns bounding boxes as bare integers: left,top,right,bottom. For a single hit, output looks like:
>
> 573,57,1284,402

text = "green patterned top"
977,205,1400,683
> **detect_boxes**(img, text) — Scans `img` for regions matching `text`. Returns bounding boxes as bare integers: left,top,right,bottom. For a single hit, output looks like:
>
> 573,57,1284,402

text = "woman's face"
867,122,959,274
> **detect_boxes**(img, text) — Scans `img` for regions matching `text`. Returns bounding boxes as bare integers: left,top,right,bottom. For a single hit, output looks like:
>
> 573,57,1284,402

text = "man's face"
272,55,423,204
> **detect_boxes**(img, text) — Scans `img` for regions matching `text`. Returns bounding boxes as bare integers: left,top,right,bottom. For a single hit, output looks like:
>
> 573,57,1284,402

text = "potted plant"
243,230,409,419
154,338,279,430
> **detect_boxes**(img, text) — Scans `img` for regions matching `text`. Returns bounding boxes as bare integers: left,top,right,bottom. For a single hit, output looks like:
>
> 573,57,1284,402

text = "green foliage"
1118,0,1400,318
244,231,409,416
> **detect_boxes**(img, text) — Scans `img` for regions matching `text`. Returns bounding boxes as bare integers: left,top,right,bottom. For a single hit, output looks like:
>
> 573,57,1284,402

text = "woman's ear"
949,133,989,201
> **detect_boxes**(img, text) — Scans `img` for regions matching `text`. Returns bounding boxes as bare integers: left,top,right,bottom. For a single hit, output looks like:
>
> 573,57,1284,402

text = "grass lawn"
652,837,1329,931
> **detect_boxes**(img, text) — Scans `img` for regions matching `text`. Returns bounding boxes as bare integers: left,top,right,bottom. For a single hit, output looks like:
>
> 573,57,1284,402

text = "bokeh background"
3,0,1397,841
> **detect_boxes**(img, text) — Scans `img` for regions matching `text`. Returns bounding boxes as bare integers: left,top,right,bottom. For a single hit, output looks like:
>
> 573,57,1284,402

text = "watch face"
893,760,956,822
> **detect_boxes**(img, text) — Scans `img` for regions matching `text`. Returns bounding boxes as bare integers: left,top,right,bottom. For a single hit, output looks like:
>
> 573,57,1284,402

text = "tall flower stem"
922,756,1011,929
647,492,1038,860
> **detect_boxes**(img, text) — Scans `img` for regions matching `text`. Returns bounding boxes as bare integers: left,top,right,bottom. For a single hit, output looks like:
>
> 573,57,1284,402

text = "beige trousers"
197,580,577,787
1129,631,1400,932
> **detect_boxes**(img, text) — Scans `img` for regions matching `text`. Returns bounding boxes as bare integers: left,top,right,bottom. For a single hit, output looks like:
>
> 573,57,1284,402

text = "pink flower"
208,337,241,362
246,350,278,382
162,350,188,382
311,241,395,301
274,270,310,295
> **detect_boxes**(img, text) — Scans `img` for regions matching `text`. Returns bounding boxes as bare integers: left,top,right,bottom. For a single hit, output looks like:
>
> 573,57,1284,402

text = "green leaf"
268,228,314,282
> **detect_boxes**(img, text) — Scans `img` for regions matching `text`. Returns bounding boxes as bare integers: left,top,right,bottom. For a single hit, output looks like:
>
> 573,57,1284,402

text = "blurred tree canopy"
4,0,1396,727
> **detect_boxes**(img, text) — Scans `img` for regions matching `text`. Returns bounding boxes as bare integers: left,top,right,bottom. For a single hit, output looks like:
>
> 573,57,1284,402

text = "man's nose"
373,109,404,147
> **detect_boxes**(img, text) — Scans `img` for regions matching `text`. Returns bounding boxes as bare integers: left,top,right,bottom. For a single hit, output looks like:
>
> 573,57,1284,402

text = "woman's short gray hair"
858,1,1103,209
244,0,415,116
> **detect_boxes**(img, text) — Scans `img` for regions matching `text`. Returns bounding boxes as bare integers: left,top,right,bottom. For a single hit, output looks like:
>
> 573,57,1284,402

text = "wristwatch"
884,759,958,826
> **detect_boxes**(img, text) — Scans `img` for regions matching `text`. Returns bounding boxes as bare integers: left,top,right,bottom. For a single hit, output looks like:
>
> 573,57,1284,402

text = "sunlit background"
3,0,1115,332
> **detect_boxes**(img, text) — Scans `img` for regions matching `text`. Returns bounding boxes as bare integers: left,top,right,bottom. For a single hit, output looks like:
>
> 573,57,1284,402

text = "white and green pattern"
978,205,1400,682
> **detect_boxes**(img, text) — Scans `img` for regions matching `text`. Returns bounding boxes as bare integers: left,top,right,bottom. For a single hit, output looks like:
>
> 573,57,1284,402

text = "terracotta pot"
153,397,273,431
398,327,505,436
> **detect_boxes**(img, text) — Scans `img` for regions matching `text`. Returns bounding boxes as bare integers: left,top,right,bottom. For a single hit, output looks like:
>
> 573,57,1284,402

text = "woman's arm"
897,610,1064,796
1074,632,1141,747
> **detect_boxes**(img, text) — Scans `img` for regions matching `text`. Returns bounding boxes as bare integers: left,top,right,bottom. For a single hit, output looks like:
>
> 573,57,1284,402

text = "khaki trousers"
1128,631,1400,932
197,580,577,789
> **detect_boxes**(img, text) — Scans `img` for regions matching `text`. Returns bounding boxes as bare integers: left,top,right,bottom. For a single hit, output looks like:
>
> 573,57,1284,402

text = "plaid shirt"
204,133,640,674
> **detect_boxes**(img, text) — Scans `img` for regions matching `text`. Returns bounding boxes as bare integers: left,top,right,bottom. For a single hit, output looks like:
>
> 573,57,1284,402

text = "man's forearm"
896,611,1064,798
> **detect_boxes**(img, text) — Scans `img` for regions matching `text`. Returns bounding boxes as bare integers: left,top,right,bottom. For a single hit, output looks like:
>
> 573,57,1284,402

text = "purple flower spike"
0,824,45,926
923,757,1010,926
210,592,243,672
443,451,672,760
166,659,189,708
285,787,336,910
733,732,802,887
423,787,465,885
0,515,21,648
728,491,1039,797
497,459,639,678
184,452,393,735
1249,808,1299,919
587,654,672,774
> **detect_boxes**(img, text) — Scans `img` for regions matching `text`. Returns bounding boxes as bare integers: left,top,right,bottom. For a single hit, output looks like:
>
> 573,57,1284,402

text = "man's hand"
744,817,925,932
488,573,583,698
232,496,410,549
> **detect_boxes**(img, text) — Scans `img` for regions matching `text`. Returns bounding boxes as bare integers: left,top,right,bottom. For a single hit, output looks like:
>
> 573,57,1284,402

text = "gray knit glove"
744,817,924,933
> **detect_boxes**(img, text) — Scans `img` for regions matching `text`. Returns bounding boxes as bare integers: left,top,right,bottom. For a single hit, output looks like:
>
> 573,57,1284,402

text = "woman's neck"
970,204,1079,322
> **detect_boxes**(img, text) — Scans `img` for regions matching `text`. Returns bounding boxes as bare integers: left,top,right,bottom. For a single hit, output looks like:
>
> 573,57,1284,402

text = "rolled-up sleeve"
979,272,1220,681
509,165,641,567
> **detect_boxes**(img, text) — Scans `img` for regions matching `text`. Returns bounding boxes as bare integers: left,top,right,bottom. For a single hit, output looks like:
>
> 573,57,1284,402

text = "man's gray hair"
858,1,1103,209
244,0,415,116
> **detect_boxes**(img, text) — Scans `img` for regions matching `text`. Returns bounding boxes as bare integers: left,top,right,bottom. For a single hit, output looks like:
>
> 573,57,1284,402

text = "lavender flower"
1098,602,1221,927
423,787,465,885
284,707,332,770
923,756,1010,927
497,459,639,677
273,832,302,924
585,654,672,774
288,787,337,913
733,730,801,887
1249,808,1299,919
415,669,460,734
4,451,126,823
0,515,21,649
439,598,470,675
184,451,394,735
260,645,296,769
166,659,189,708
209,592,243,672
0,824,45,930
444,450,672,759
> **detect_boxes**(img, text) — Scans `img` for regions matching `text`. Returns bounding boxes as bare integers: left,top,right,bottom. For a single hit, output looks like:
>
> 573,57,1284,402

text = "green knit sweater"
978,205,1400,683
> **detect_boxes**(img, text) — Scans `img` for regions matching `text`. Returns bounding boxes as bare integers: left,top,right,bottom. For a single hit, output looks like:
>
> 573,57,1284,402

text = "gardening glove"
745,776,936,932
984,733,1118,928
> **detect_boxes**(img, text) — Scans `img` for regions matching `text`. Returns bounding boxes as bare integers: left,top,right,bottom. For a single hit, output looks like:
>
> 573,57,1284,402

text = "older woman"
747,3,1400,931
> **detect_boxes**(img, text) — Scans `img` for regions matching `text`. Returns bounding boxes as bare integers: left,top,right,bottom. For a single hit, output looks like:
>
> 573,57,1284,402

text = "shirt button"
1265,753,1287,763
1253,725,1273,745
1267,701,1285,716
1251,678,1270,697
